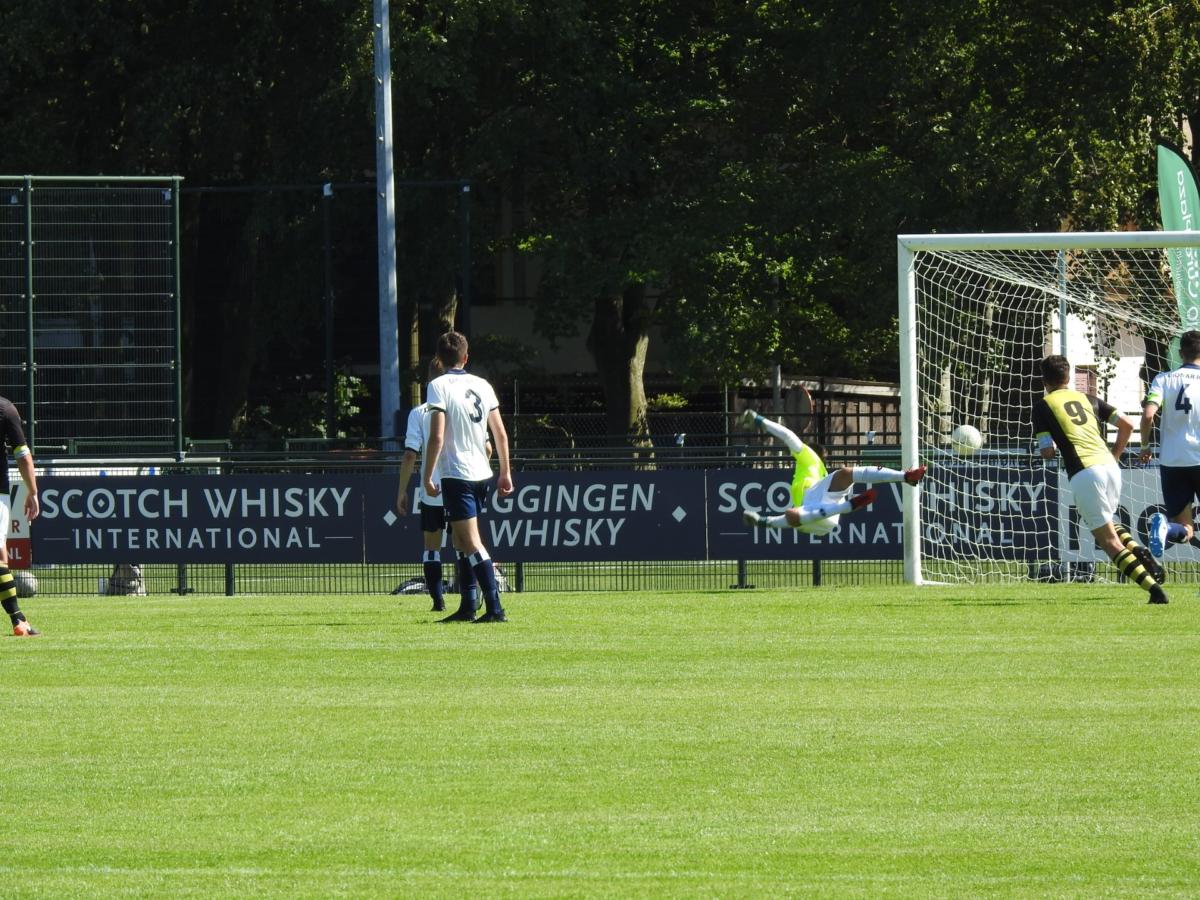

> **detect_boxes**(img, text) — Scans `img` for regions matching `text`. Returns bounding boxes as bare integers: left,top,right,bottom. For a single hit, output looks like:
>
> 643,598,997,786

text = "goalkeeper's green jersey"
790,443,828,506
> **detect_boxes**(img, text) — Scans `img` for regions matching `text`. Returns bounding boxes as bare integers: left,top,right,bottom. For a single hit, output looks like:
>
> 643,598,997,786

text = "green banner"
1157,142,1200,366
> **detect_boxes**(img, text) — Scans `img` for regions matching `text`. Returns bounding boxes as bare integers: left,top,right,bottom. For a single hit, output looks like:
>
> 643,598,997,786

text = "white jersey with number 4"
1146,363,1200,466
426,369,499,482
403,403,441,506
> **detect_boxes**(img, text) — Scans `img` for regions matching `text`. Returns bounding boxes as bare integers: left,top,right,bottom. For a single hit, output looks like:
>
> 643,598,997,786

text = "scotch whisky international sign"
35,475,363,563
33,470,916,564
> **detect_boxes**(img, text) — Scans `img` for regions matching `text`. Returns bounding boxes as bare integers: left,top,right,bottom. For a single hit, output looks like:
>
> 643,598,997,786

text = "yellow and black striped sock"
0,567,23,624
1114,523,1164,580
1113,548,1159,594
1114,524,1139,555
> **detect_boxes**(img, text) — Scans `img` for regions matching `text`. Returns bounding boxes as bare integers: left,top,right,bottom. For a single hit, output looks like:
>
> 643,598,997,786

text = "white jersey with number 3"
426,369,499,482
1146,363,1200,466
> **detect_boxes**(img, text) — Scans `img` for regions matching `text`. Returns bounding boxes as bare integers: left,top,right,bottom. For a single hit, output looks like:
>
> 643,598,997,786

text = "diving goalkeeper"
740,408,925,534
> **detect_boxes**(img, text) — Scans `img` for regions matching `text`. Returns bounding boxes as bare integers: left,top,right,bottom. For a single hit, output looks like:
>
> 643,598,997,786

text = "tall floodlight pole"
374,0,401,445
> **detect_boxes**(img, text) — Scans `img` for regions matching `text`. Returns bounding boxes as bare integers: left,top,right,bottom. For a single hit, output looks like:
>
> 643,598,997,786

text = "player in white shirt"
423,331,514,623
395,358,450,611
1140,329,1200,560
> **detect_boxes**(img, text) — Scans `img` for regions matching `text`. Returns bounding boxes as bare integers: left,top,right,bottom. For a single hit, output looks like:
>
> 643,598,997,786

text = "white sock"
850,465,905,484
763,514,790,528
757,417,805,454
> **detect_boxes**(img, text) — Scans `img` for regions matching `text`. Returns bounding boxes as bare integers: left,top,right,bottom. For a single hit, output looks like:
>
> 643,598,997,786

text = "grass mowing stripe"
0,584,1197,897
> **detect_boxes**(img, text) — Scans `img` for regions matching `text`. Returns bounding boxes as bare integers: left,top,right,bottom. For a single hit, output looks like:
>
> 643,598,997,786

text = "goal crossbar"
900,230,1200,252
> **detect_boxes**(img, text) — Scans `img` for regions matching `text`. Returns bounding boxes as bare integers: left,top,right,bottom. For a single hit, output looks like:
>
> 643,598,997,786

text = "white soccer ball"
13,570,37,598
950,424,983,455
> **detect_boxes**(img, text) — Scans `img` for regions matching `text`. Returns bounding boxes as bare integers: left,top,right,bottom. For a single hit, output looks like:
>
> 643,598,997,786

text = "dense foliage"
1,0,1196,439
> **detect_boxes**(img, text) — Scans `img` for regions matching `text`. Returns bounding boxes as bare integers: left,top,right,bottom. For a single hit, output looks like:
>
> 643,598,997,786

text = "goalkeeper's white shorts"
1069,462,1121,532
798,473,851,536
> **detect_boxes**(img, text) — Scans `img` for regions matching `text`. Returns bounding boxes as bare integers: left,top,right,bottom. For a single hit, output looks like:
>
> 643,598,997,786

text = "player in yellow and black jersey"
1032,383,1121,478
0,397,40,634
1032,355,1167,604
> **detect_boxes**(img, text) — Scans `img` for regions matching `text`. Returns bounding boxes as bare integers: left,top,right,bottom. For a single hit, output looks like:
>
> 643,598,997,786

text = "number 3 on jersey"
465,388,484,423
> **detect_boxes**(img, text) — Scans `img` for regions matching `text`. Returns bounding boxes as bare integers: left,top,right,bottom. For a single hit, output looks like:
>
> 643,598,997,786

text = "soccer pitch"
3,586,1198,897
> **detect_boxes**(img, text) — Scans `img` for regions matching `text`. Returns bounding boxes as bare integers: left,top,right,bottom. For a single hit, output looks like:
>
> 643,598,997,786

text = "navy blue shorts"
441,477,492,522
418,501,446,534
1159,465,1200,518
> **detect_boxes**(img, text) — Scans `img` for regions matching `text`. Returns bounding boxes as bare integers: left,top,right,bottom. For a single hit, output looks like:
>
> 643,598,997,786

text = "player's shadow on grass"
944,598,1033,606
869,598,1032,607
232,613,362,627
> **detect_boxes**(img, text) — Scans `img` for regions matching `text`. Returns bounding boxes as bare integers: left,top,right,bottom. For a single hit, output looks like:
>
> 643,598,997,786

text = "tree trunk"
587,283,654,457
221,233,261,434
433,285,458,337
407,285,458,408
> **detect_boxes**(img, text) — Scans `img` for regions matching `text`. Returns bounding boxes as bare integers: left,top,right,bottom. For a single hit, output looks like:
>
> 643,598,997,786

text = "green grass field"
3,585,1198,898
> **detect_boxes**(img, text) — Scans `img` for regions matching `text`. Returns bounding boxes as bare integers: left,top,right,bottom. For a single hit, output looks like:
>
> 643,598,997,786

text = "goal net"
898,231,1200,585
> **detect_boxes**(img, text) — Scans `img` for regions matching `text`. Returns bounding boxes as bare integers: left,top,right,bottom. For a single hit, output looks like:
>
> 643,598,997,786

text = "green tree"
4,0,1198,445
0,1,374,438
395,2,769,444
664,0,1191,386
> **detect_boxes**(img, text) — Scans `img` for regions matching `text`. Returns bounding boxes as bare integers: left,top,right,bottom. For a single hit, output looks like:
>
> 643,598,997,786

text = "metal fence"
506,379,901,454
0,176,182,452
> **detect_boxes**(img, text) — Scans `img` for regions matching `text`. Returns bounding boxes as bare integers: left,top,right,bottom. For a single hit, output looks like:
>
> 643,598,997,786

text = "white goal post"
898,231,1200,585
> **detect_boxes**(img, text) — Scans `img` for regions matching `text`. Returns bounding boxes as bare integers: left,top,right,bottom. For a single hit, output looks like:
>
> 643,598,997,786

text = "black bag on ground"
108,563,147,596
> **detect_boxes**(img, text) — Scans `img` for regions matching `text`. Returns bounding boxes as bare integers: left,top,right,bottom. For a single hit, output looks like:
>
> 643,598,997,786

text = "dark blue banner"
33,475,364,563
30,467,1052,566
366,470,708,562
706,469,904,560
919,462,1057,560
